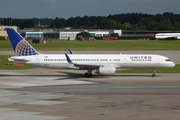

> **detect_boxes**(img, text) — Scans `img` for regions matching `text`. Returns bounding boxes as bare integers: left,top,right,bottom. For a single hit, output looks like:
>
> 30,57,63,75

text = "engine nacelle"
95,66,116,75
176,36,180,39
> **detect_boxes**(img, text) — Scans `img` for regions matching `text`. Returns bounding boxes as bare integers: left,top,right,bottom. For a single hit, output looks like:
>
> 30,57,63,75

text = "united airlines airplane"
6,28,175,77
155,33,180,39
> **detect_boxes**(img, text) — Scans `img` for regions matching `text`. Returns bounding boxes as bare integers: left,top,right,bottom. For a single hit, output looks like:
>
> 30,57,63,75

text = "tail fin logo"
16,40,39,56
5,28,39,56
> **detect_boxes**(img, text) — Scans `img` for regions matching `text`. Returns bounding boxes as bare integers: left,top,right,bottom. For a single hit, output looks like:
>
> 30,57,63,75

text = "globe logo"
15,40,39,56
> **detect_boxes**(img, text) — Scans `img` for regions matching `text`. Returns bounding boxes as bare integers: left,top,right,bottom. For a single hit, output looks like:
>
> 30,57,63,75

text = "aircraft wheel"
84,73,92,78
84,72,88,77
152,69,157,77
88,73,92,78
152,74,156,77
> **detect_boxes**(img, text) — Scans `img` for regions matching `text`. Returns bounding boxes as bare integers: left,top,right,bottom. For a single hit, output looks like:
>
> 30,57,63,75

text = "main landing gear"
84,72,92,78
152,69,157,77
84,69,93,78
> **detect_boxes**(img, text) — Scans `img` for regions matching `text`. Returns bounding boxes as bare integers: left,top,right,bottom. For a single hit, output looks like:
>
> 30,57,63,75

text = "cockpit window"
165,59,171,62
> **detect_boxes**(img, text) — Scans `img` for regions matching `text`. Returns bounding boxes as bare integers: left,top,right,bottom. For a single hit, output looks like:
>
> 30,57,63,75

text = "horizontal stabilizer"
8,56,30,63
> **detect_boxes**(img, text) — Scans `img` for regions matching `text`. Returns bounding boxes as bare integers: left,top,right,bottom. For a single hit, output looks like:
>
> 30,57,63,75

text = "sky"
0,0,180,19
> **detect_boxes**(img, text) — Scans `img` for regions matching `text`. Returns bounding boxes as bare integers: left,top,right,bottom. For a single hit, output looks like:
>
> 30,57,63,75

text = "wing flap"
74,63,101,69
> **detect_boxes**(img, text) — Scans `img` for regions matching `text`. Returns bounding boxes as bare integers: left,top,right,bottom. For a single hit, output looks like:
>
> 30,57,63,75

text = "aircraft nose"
171,62,175,67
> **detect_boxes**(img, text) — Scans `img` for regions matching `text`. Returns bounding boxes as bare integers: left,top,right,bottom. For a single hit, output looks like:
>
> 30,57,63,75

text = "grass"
0,55,35,70
0,39,180,50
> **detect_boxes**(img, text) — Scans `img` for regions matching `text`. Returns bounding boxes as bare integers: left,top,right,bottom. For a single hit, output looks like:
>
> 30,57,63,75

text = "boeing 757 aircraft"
6,28,175,77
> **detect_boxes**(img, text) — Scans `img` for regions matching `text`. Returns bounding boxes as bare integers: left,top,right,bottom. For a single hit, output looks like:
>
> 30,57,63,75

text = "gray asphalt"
4,71,180,95
0,68,180,120
0,50,180,120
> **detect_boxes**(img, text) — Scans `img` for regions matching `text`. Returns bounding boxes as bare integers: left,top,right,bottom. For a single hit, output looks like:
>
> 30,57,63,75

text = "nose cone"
171,62,175,67
168,62,175,68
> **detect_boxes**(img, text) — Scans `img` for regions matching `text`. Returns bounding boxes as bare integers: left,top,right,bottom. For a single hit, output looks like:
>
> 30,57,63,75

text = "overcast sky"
0,0,179,19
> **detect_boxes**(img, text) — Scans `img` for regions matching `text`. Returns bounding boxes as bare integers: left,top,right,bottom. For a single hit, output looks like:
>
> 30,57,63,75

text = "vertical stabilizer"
6,28,39,56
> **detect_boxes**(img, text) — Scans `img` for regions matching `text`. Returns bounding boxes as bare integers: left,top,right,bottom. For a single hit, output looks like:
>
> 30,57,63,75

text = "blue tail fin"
5,28,39,56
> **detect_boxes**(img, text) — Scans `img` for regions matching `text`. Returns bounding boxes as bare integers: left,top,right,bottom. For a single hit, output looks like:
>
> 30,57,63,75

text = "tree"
22,20,35,28
119,22,133,30
110,33,119,37
76,31,91,37
52,17,65,28
13,19,22,28
76,31,91,40
1,12,180,30
100,18,117,29
1,18,13,26
173,21,180,30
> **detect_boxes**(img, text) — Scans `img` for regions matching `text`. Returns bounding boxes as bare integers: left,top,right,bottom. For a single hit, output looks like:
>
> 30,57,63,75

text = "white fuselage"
155,33,180,39
11,54,175,69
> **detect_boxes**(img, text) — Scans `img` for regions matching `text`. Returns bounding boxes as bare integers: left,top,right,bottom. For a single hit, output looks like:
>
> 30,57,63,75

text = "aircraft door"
157,57,160,64
36,56,40,63
123,56,128,64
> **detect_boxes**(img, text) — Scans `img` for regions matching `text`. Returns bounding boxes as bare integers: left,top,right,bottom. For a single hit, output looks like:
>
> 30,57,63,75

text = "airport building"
59,31,80,40
25,32,43,38
0,26,17,38
0,26,122,40
24,29,122,40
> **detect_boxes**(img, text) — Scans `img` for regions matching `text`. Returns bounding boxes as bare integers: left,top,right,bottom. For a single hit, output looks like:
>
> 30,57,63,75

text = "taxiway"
0,69,180,120
0,50,179,120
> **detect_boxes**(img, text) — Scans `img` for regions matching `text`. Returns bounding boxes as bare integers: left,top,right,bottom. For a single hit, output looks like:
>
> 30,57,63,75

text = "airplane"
155,33,180,39
6,28,175,77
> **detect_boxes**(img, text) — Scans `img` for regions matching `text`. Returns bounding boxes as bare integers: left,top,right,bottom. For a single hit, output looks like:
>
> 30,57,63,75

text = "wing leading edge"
65,54,101,69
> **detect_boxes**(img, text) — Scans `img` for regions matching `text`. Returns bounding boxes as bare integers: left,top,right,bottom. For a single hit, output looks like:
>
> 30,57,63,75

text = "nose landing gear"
152,69,157,77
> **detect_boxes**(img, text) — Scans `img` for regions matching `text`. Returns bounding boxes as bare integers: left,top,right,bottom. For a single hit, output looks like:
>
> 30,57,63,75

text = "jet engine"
95,66,116,75
176,36,180,39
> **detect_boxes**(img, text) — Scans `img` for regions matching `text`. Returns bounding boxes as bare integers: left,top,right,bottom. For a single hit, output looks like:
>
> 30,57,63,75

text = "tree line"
1,12,180,31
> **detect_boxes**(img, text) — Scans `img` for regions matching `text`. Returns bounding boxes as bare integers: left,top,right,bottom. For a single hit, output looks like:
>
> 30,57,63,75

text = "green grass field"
0,55,35,70
0,40,180,50
0,39,179,72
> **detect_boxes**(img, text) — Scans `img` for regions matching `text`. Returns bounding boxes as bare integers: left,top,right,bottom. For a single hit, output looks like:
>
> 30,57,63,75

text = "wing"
65,54,101,70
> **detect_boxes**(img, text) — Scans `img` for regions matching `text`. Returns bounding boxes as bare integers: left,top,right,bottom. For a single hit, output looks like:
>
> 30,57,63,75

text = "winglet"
69,49,74,54
65,54,73,64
